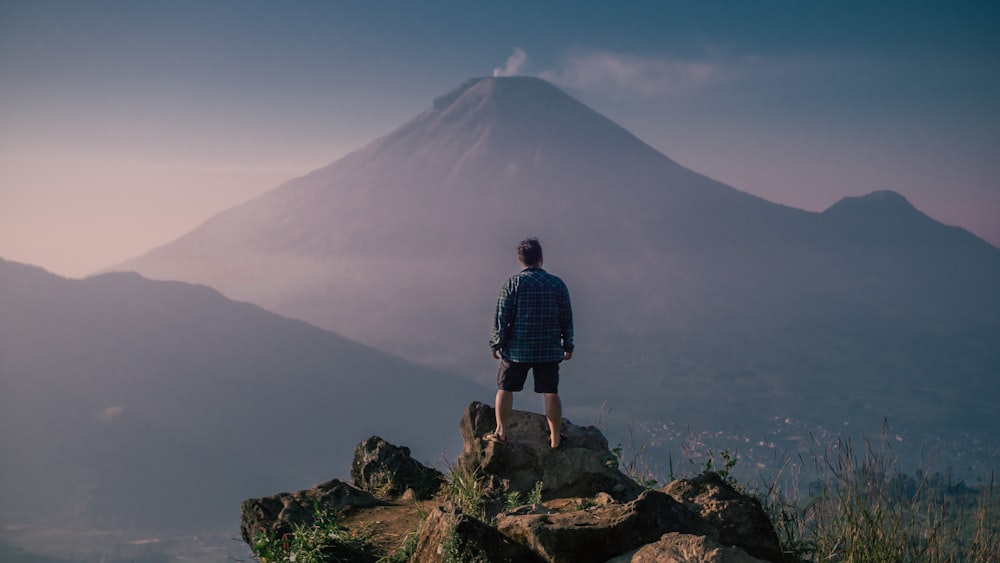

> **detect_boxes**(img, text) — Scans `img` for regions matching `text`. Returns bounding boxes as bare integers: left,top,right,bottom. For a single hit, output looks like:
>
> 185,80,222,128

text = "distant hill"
0,258,489,535
110,76,1000,447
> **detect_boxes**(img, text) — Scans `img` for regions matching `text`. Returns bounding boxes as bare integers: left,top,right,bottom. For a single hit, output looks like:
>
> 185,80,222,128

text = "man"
488,238,574,449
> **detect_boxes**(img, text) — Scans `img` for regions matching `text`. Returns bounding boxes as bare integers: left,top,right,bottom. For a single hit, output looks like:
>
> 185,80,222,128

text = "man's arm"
490,279,516,358
558,281,574,358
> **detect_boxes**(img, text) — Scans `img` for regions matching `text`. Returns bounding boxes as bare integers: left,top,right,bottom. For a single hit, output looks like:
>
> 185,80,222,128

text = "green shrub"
250,501,375,563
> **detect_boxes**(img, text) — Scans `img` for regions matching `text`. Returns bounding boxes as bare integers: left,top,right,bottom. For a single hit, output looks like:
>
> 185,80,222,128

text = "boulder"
410,502,543,563
351,435,445,499
456,401,643,503
607,532,769,563
663,472,786,562
494,489,714,563
239,478,379,544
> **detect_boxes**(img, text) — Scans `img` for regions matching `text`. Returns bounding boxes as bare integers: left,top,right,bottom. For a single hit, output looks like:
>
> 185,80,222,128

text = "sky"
2,0,999,278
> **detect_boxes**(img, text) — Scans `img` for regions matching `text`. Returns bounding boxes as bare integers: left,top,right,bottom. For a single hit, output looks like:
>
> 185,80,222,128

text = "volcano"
113,76,1000,438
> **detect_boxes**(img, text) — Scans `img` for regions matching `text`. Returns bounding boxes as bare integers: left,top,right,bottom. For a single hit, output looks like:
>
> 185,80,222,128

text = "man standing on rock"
488,238,574,450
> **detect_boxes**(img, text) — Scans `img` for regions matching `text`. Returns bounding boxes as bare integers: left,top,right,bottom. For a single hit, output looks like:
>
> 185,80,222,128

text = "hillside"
0,258,489,538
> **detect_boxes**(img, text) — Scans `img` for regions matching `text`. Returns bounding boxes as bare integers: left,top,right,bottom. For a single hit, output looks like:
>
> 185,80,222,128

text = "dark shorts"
497,360,560,394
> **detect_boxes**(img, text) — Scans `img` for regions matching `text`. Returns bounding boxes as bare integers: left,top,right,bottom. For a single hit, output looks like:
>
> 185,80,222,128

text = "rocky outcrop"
239,479,379,544
351,435,445,499
607,532,769,563
239,403,789,562
494,489,715,563
663,472,785,562
456,401,643,502
410,502,543,563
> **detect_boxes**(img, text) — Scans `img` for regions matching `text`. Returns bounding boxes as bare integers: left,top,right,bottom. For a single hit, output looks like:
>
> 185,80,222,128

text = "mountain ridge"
0,257,490,536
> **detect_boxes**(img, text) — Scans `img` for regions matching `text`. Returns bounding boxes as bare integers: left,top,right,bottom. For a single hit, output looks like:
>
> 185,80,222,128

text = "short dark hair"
518,238,543,266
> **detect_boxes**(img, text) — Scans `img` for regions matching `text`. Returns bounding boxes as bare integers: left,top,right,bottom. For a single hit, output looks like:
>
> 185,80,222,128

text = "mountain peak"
823,189,919,217
431,75,558,110
424,75,629,142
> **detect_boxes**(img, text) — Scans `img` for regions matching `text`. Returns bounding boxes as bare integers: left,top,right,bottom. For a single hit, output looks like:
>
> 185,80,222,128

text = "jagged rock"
663,473,786,562
351,435,445,499
456,401,643,502
606,532,769,563
239,479,379,544
494,489,714,563
410,502,543,563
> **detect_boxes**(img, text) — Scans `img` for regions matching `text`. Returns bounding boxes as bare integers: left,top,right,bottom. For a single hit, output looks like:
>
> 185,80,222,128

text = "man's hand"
492,349,501,360
563,351,573,361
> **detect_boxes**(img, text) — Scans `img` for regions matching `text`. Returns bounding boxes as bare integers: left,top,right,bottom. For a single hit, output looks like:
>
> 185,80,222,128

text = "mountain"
111,76,1000,446
0,258,489,538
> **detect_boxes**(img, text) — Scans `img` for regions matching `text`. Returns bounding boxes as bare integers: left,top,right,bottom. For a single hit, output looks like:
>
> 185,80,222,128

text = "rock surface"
663,472,785,562
410,503,543,563
494,489,715,563
607,532,769,563
239,479,379,544
239,404,790,562
351,435,445,499
456,401,643,502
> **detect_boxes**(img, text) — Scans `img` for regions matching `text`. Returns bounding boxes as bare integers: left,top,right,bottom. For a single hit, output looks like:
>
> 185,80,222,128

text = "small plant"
700,448,741,490
443,461,488,521
503,490,523,512
440,522,491,563
527,480,544,505
251,501,375,563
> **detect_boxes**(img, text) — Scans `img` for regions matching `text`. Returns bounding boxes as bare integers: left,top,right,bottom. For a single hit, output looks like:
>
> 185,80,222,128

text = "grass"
443,460,489,522
754,424,1000,562
610,418,999,562
250,501,376,563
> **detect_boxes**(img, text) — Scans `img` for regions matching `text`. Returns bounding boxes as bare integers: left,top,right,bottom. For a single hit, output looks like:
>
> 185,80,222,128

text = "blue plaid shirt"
490,267,574,363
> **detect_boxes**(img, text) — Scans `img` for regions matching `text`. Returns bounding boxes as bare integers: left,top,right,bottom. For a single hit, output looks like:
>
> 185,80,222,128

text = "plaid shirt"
490,267,574,363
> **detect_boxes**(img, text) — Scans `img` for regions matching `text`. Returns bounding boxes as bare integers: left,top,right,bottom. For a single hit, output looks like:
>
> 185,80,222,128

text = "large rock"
456,401,642,503
351,435,445,499
607,532,769,563
239,479,380,544
494,489,714,563
663,473,785,562
410,502,543,563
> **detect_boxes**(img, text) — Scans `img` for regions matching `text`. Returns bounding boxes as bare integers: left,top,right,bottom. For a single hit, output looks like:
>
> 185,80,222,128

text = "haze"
2,1,998,278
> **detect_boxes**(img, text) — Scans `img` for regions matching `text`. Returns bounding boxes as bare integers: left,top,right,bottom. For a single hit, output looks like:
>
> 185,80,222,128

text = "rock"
239,479,380,544
663,472,785,562
456,401,643,503
410,502,543,563
351,435,445,499
494,489,714,563
606,532,769,563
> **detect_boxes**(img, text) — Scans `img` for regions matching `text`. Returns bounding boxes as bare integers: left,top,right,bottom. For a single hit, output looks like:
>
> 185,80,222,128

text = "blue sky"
2,0,999,276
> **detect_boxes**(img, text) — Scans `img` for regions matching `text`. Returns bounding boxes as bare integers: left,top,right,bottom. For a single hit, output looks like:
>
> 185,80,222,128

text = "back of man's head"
518,238,543,267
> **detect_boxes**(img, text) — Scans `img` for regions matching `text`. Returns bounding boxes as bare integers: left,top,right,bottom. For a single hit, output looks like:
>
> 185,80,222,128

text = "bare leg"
495,389,514,438
544,393,562,447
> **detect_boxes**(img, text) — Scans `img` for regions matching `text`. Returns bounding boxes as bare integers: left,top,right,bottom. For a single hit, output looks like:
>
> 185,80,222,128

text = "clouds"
538,49,737,98
493,47,527,77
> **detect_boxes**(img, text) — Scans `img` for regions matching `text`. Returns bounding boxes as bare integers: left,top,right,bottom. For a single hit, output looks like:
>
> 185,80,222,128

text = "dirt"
338,498,440,556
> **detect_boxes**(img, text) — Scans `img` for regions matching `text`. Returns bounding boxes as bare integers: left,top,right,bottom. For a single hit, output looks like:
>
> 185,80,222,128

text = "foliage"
250,501,375,563
502,490,522,512
755,426,1000,562
527,480,544,505
699,448,741,490
443,461,488,522
439,522,491,563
